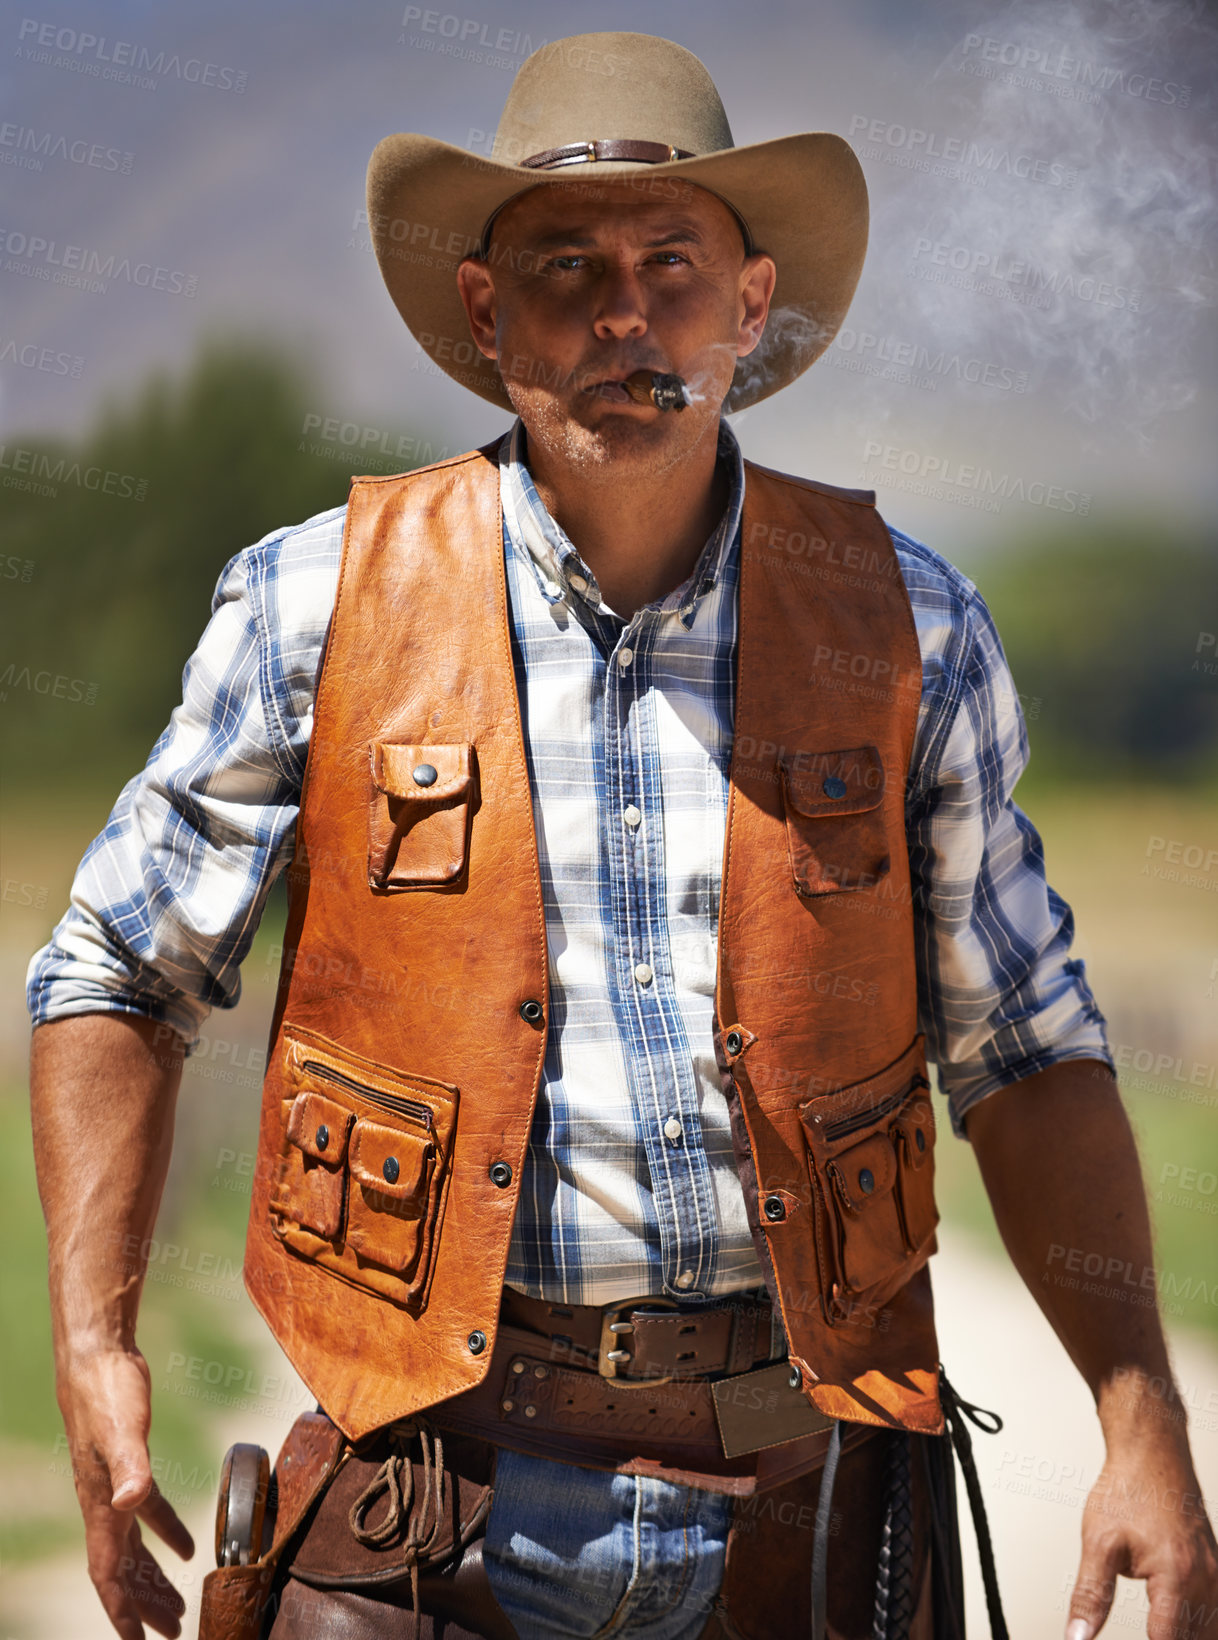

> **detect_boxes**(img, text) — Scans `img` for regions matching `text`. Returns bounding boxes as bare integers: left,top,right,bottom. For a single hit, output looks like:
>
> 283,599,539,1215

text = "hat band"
519,138,694,170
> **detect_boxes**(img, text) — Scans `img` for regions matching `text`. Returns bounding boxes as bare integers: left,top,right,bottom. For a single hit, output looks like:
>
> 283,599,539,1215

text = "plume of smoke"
836,0,1216,446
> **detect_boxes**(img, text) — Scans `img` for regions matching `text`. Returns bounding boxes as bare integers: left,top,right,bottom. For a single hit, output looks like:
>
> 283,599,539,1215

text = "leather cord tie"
938,1368,1009,1640
348,1419,493,1622
810,1419,844,1640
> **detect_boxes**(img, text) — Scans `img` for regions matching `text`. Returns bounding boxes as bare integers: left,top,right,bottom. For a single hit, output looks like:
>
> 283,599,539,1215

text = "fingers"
1066,1519,1128,1640
88,1516,186,1640
134,1481,195,1561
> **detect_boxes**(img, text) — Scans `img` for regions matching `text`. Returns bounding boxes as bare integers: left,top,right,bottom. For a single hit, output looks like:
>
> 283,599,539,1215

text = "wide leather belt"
429,1288,876,1496
499,1286,776,1381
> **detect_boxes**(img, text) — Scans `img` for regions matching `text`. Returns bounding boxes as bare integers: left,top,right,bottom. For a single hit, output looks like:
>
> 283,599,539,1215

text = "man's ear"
737,253,778,359
456,257,499,361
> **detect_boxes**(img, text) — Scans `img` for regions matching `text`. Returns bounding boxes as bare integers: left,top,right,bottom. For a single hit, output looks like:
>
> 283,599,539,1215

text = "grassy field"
2,776,1215,1573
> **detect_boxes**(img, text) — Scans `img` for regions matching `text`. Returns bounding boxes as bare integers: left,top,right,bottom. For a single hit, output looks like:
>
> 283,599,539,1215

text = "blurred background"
2,0,1215,1633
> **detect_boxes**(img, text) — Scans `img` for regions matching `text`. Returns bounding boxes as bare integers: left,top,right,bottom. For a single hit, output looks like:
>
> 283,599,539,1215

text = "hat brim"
366,131,868,413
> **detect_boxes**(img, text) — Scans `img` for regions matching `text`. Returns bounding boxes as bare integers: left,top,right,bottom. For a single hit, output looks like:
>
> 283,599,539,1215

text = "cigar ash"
622,369,691,412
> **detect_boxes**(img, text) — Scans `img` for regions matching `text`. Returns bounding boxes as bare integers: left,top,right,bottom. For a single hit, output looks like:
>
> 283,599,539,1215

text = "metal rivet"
533,1365,548,1380
822,776,848,799
763,1195,786,1222
490,1161,513,1188
788,1365,801,1391
524,1405,537,1418
915,1128,926,1152
467,1330,487,1355
315,1124,329,1151
512,1360,526,1374
519,999,544,1024
412,763,438,787
859,1168,875,1194
725,1030,744,1056
501,1398,515,1413
382,1156,400,1185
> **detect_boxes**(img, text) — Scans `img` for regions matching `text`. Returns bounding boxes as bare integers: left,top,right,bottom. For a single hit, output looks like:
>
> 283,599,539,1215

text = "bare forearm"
31,1013,184,1357
964,1057,1176,1434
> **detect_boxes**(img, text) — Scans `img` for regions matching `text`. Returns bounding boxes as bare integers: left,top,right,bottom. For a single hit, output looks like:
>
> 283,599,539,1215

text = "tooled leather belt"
428,1288,877,1496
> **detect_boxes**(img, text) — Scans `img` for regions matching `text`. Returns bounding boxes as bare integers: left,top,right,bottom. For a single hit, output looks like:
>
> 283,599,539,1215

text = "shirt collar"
498,417,744,631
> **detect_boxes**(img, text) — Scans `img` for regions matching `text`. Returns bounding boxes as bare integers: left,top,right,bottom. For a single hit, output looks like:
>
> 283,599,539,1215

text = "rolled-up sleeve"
25,507,344,1052
897,530,1114,1138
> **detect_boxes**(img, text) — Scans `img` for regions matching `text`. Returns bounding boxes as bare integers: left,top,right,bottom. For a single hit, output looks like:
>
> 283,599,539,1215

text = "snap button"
725,1030,744,1056
763,1195,786,1222
519,999,544,1023
412,763,438,787
489,1161,513,1188
315,1124,329,1151
569,573,588,594
623,804,642,827
663,1117,682,1144
467,1330,487,1355
675,1271,694,1289
859,1168,875,1194
618,647,634,668
383,1156,400,1184
822,775,848,799
633,962,654,986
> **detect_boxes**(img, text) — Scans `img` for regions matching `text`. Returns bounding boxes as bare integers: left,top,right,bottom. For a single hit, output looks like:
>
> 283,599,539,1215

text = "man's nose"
591,267,648,340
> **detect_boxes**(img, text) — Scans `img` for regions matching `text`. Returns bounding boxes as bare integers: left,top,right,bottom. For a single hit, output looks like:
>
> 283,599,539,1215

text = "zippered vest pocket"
269,1025,458,1312
798,1035,937,1325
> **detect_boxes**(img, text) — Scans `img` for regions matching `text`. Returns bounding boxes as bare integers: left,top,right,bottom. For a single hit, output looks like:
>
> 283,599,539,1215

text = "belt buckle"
597,1296,679,1387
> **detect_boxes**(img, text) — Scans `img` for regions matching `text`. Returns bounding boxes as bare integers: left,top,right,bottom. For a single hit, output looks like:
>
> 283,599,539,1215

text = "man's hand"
965,1060,1218,1638
1066,1420,1218,1640
60,1346,194,1640
31,1013,189,1638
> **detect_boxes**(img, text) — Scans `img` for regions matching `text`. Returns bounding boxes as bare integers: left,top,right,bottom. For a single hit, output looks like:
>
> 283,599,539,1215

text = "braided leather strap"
871,1431,915,1640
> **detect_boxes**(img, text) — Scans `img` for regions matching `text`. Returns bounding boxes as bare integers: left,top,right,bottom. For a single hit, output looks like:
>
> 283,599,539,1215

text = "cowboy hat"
366,31,868,413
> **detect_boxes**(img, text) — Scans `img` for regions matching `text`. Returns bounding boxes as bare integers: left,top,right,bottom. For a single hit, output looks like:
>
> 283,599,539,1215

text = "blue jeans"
482,1448,734,1639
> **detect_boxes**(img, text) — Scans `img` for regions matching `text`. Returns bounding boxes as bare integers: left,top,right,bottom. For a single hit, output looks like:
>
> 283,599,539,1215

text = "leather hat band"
520,138,694,169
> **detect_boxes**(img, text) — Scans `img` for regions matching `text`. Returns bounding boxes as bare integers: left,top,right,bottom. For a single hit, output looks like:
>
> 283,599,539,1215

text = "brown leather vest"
244,445,944,1442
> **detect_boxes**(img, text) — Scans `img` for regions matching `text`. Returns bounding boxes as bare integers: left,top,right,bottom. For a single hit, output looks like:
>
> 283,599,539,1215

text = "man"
27,30,1216,1640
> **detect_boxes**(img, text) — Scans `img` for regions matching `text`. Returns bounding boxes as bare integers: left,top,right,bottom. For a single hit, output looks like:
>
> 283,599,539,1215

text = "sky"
2,0,1216,550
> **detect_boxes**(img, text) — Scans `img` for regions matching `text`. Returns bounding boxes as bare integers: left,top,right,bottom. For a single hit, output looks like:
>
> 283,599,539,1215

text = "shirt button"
675,1271,694,1289
544,580,562,598
623,804,642,828
663,1117,682,1143
618,647,634,668
569,573,588,594
633,962,653,986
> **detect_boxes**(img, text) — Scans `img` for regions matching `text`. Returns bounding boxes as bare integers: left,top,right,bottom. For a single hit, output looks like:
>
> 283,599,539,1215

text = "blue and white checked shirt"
26,419,1113,1305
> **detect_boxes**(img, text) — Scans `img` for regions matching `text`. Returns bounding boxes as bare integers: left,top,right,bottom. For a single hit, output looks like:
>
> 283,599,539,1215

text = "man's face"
456,178,776,480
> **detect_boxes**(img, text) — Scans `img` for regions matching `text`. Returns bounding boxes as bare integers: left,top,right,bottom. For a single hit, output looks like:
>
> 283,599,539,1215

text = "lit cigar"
622,369,691,412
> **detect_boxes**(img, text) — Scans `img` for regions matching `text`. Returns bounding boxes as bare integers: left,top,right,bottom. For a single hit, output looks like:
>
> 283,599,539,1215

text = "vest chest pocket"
270,1027,458,1312
368,741,476,890
778,746,889,896
798,1035,937,1325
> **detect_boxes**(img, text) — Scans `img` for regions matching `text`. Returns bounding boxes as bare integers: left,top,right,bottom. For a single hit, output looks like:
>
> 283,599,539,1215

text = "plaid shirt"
27,419,1113,1305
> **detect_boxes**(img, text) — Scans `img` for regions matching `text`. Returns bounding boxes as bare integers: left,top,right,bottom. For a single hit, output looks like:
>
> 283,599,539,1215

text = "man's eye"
548,255,586,271
651,252,688,265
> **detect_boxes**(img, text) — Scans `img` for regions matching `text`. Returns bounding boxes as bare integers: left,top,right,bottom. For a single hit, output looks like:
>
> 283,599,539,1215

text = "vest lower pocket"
798,1035,937,1325
778,746,889,896
269,1026,458,1312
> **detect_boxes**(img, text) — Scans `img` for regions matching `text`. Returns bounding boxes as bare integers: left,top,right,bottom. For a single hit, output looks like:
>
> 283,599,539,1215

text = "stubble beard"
506,381,720,488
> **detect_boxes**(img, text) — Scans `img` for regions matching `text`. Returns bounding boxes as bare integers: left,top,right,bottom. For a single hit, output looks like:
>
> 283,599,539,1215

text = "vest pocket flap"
371,742,473,803
779,746,885,818
286,1092,354,1162
348,1120,431,1210
827,1133,898,1213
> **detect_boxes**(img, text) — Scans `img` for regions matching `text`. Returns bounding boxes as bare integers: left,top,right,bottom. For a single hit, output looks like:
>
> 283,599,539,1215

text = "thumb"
1066,1533,1121,1640
106,1438,154,1512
